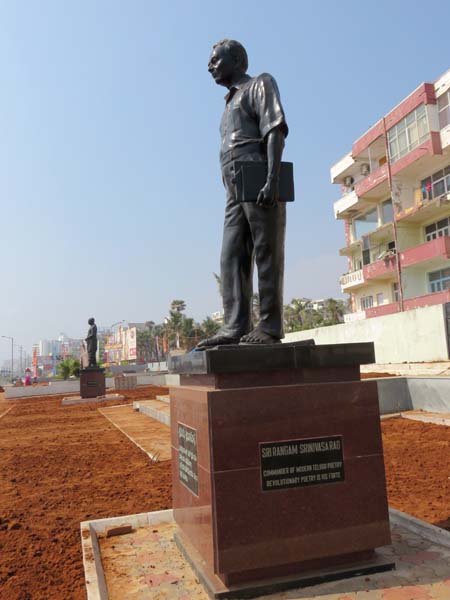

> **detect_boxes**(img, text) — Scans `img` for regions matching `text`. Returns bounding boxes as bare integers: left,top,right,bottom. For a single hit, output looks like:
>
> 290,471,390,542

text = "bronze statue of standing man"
85,317,98,367
198,39,288,347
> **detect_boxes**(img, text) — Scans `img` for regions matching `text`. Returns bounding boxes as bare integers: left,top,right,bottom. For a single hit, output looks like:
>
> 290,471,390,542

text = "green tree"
321,298,346,326
57,358,80,380
201,316,221,338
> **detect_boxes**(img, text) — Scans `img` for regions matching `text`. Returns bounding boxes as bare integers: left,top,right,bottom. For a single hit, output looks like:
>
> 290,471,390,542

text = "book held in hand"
233,161,295,203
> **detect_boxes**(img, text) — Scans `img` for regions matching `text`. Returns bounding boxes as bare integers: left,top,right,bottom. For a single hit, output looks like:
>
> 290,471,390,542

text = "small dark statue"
85,317,98,368
198,39,288,348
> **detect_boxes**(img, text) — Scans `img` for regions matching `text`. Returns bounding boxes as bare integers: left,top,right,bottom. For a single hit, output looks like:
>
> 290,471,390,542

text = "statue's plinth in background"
80,367,106,399
168,342,394,599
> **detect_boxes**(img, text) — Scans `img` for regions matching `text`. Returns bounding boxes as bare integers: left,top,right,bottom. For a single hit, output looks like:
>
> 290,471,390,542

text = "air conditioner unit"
361,163,370,176
344,176,354,188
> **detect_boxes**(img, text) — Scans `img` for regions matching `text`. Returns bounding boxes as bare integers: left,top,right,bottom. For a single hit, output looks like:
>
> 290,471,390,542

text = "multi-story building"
104,322,148,365
332,67,450,322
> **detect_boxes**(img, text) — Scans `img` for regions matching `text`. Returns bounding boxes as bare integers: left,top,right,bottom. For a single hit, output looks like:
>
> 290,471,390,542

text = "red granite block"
179,365,360,389
170,378,391,586
212,454,390,573
208,381,382,471
172,447,214,567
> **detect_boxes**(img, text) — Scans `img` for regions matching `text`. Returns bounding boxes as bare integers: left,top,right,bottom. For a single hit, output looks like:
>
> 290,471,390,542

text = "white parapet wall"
284,304,449,364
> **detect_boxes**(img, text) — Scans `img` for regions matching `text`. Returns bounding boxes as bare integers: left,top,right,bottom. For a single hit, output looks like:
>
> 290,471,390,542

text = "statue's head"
88,317,95,325
208,39,248,87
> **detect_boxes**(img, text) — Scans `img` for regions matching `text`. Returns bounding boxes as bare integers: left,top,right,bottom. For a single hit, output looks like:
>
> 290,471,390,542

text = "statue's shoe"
196,334,240,349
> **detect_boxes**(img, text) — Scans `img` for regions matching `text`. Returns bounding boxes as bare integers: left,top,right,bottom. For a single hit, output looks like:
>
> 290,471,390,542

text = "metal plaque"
260,435,344,491
178,423,199,496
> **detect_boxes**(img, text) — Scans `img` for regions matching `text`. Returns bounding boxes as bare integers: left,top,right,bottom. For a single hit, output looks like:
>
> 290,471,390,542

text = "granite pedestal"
168,342,393,599
80,367,106,399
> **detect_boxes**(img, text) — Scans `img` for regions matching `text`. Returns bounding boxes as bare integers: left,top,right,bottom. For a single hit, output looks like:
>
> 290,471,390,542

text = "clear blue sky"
1,0,450,361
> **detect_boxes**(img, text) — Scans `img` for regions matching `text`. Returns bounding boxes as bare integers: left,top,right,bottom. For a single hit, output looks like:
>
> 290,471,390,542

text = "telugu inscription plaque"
260,435,344,491
178,423,199,496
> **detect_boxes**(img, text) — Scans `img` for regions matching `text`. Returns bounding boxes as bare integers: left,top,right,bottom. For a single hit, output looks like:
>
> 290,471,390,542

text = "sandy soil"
0,385,172,600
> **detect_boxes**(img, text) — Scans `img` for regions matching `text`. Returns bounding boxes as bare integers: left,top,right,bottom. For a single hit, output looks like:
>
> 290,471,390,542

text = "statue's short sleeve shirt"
220,73,288,163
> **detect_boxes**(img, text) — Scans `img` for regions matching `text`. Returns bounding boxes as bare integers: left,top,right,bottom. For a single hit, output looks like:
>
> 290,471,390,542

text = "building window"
428,268,450,293
387,104,429,164
392,282,399,302
376,292,384,306
353,207,378,239
421,165,450,201
362,248,371,265
353,256,362,271
381,199,394,224
438,90,450,129
425,217,450,242
360,296,374,310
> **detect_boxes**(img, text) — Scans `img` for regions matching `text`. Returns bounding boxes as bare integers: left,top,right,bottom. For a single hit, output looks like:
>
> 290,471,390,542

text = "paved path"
98,518,450,600
99,405,171,462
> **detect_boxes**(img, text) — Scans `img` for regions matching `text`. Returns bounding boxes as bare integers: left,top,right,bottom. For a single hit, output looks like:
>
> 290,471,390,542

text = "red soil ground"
0,387,449,599
0,386,172,600
381,416,450,531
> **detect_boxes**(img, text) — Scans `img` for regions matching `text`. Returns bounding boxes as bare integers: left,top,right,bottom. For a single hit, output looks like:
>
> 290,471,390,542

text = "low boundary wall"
4,372,179,399
284,303,450,364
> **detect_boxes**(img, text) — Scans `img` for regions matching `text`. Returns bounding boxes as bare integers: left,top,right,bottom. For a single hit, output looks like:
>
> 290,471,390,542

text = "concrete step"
156,395,170,404
132,399,170,427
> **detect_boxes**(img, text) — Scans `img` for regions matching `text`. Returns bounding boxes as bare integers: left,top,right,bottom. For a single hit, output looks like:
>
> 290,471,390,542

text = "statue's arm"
256,126,285,207
267,126,285,184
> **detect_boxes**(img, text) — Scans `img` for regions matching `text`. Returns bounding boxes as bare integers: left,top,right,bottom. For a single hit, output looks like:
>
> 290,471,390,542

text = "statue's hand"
256,179,278,208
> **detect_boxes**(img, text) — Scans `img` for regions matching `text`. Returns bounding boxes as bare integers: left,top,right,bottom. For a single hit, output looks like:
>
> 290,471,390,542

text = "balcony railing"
340,269,365,292
403,289,450,310
344,311,366,323
354,164,389,198
333,190,359,218
400,236,450,268
363,254,397,280
365,303,400,318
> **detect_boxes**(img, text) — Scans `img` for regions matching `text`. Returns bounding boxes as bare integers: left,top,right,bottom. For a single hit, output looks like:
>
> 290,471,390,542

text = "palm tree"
202,316,221,338
170,300,186,313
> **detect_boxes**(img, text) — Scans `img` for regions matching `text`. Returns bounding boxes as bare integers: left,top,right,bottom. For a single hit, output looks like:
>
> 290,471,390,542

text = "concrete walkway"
401,410,450,427
99,405,171,462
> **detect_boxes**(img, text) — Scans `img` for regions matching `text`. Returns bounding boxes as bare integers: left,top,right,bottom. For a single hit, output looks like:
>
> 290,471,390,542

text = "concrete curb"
80,509,174,600
389,507,450,548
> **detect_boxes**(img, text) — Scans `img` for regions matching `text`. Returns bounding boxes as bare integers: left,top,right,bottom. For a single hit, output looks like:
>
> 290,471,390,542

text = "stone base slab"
62,394,124,406
175,529,395,600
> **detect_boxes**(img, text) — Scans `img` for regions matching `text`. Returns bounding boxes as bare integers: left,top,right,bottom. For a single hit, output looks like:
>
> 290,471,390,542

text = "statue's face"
208,45,236,87
88,318,95,326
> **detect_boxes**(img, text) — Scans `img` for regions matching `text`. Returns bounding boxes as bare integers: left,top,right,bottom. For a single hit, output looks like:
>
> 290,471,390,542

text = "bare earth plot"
0,386,171,600
0,385,449,599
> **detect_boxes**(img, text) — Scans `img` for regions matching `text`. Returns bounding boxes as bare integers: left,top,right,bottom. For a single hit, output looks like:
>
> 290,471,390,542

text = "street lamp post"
1,336,14,382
